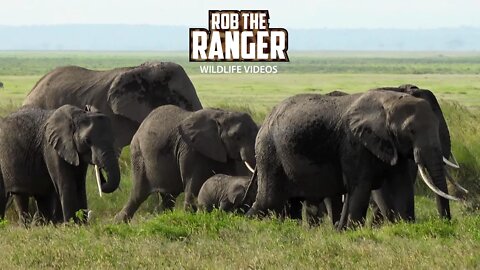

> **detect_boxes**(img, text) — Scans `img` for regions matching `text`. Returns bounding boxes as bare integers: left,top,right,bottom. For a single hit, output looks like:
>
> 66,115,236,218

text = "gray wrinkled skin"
115,105,258,222
0,105,120,224
197,174,256,213
23,62,202,150
321,85,452,224
248,90,451,229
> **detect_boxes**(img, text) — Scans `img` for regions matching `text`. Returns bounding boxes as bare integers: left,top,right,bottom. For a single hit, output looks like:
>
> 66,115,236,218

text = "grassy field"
0,51,479,269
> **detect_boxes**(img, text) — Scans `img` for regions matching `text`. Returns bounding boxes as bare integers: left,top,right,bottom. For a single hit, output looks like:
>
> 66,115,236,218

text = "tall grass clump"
441,101,480,210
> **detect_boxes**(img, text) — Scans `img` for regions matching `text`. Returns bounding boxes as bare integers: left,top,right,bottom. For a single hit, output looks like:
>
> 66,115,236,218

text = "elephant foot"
183,203,197,213
245,207,261,218
114,211,131,223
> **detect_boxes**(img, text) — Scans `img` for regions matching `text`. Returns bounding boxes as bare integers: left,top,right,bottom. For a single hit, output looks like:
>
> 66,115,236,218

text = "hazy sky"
0,0,478,29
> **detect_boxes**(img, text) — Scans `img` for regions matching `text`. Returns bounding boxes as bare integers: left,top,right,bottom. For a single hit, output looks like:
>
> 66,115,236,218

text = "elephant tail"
241,169,257,207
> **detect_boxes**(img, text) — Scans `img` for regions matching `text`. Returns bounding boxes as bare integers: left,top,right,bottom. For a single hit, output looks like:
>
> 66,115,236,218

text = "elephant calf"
0,105,120,224
197,174,256,212
115,105,258,222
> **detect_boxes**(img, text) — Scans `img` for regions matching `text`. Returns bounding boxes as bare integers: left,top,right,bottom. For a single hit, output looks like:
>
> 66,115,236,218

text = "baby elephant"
198,174,256,212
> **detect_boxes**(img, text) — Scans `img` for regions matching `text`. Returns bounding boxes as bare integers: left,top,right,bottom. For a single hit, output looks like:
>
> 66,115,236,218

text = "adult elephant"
23,62,203,150
325,85,465,223
247,91,461,229
115,105,258,222
0,105,120,224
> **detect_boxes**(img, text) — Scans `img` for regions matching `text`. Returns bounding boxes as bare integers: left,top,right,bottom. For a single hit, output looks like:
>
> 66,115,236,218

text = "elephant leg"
219,201,234,212
116,190,151,222
51,196,64,224
0,194,5,220
0,168,5,220
370,196,385,226
287,198,303,221
159,192,177,212
339,154,376,228
115,171,151,222
371,189,395,224
382,159,416,222
58,186,80,223
345,181,372,228
14,195,31,226
304,200,325,226
44,153,84,223
248,179,287,217
35,195,55,225
247,146,288,217
183,180,198,212
326,196,343,226
75,171,88,223
180,165,209,212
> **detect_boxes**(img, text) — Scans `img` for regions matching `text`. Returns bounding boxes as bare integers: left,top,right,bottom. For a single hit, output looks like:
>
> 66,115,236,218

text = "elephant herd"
0,61,467,229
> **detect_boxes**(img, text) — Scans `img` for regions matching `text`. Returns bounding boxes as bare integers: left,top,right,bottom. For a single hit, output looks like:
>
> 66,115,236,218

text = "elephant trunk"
425,160,451,219
415,146,459,219
94,149,121,194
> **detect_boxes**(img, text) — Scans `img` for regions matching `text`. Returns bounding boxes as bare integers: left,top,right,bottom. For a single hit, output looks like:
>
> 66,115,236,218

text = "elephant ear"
345,94,398,165
45,105,83,166
228,184,247,206
107,66,154,123
178,111,227,163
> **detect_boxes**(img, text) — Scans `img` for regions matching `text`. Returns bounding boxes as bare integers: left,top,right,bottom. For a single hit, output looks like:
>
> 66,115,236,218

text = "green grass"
0,51,480,268
1,209,480,269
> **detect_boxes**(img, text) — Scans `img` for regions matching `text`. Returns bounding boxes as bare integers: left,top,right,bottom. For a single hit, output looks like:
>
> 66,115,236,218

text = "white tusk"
451,153,460,169
418,165,460,201
446,171,469,194
94,165,103,197
244,161,255,173
443,156,460,169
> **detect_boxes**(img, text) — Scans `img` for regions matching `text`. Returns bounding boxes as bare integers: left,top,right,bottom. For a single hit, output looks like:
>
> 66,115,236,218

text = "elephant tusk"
244,161,255,173
443,156,460,169
94,165,103,197
451,153,460,169
446,170,469,194
417,165,460,201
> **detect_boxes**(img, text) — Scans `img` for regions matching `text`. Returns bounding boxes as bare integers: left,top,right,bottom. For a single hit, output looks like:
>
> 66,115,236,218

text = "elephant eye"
85,138,92,146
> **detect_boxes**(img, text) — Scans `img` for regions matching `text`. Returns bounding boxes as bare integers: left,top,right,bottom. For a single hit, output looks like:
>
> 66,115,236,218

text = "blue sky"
0,0,478,29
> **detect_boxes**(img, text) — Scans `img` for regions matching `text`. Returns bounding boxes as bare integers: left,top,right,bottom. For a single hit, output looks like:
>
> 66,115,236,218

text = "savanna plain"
0,51,479,269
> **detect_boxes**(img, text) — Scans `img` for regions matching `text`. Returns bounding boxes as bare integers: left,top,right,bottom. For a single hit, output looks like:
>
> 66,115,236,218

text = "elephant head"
345,91,461,218
375,84,465,190
107,62,202,123
178,109,258,172
45,105,120,194
375,84,453,160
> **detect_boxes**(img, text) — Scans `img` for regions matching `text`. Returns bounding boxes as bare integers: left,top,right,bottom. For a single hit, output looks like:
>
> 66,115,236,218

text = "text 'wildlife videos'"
199,65,278,74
